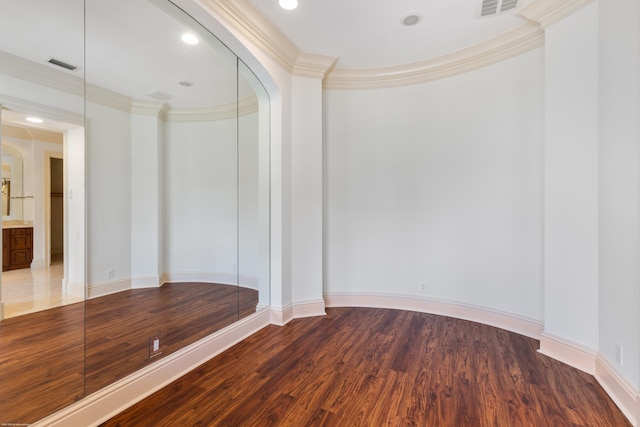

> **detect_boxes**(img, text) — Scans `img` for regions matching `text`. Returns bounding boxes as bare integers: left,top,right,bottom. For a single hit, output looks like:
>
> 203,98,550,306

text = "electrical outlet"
616,343,624,366
419,282,427,293
149,335,162,358
107,268,115,280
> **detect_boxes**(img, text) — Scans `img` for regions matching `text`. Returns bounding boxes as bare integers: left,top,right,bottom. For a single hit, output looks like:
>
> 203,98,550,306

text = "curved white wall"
324,47,545,323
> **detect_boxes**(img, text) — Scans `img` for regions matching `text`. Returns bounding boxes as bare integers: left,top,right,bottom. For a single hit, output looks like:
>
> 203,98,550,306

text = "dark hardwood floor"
103,307,630,427
0,282,258,425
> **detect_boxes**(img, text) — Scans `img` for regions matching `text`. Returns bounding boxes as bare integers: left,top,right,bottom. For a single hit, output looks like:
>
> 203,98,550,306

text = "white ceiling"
249,0,536,69
0,0,536,118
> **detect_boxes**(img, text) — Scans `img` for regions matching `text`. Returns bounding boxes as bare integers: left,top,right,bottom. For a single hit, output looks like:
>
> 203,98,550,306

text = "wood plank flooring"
85,282,258,394
0,302,85,424
0,282,258,425
102,307,631,427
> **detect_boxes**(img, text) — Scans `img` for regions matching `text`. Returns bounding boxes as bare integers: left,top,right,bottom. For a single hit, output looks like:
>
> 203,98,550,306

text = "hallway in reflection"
2,258,80,318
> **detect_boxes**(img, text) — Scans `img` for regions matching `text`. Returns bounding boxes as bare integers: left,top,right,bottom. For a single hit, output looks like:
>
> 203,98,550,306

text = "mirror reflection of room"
1,118,79,319
0,0,270,423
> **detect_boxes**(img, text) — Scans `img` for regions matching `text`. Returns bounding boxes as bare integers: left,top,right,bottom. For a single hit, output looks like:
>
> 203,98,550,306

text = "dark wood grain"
0,282,258,425
102,307,631,427
0,302,85,425
85,282,259,394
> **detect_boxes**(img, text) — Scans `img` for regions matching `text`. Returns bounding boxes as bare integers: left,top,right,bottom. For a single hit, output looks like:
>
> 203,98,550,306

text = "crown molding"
0,94,84,126
165,95,258,122
2,124,63,144
86,84,133,113
197,1,544,89
324,23,544,90
131,100,169,117
197,0,300,73
293,52,338,79
0,50,84,97
519,0,595,28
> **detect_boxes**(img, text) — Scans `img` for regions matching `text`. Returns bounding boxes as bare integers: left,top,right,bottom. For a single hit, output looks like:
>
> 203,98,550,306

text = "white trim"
130,275,162,289
31,309,271,427
162,271,260,290
293,53,337,79
519,0,595,29
196,0,544,90
594,354,640,427
538,332,597,374
292,299,327,319
324,24,544,90
595,354,640,427
197,0,300,73
324,292,543,340
87,278,131,299
64,279,85,299
270,303,294,326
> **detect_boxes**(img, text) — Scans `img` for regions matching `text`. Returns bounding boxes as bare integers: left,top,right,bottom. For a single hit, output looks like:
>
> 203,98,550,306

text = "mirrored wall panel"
0,0,86,423
0,0,270,424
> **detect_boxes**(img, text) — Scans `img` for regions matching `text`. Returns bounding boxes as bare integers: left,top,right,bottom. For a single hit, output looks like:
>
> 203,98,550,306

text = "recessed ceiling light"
26,117,44,124
402,14,422,26
181,33,199,45
279,0,298,10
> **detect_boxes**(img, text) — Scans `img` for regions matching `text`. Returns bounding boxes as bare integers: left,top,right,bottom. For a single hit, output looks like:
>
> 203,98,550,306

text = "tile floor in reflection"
2,259,82,318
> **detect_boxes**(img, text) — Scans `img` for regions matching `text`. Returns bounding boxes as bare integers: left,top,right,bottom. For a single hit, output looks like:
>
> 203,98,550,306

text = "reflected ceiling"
0,0,241,109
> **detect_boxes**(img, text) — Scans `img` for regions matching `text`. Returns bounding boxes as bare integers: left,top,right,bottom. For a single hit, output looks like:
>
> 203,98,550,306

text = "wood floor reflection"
0,282,258,425
85,282,259,394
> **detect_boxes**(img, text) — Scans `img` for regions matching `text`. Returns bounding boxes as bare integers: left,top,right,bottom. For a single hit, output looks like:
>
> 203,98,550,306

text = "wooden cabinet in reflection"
2,227,33,271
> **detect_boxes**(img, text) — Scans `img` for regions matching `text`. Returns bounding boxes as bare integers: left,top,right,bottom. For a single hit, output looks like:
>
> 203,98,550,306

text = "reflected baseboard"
131,275,161,289
162,271,259,289
33,308,272,427
87,272,261,299
88,278,131,299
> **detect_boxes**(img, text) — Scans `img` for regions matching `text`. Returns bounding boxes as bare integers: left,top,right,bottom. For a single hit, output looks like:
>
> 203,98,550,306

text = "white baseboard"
270,303,294,326
538,332,597,375
292,299,326,319
595,354,640,427
32,308,271,427
131,275,161,289
162,271,260,289
324,292,543,339
87,278,131,299
64,279,85,299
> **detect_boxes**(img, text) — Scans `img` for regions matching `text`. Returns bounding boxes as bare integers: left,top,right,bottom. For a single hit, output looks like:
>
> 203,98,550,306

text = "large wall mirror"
0,0,270,424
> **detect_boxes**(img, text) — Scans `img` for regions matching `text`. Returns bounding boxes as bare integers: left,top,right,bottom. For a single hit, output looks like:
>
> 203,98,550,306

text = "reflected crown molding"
165,95,258,122
2,124,63,144
0,50,84,97
0,51,259,122
519,0,595,28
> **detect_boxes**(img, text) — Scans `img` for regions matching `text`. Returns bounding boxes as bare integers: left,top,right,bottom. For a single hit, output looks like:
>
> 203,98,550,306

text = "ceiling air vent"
147,90,174,101
478,0,519,17
47,57,79,71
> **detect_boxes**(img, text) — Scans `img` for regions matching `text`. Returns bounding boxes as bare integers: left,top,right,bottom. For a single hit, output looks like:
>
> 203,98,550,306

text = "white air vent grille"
147,90,174,101
479,0,519,17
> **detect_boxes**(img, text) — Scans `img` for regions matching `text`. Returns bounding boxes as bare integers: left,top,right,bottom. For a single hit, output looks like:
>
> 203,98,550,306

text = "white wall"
325,47,545,322
598,0,640,391
86,101,132,289
163,118,238,280
542,3,600,352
